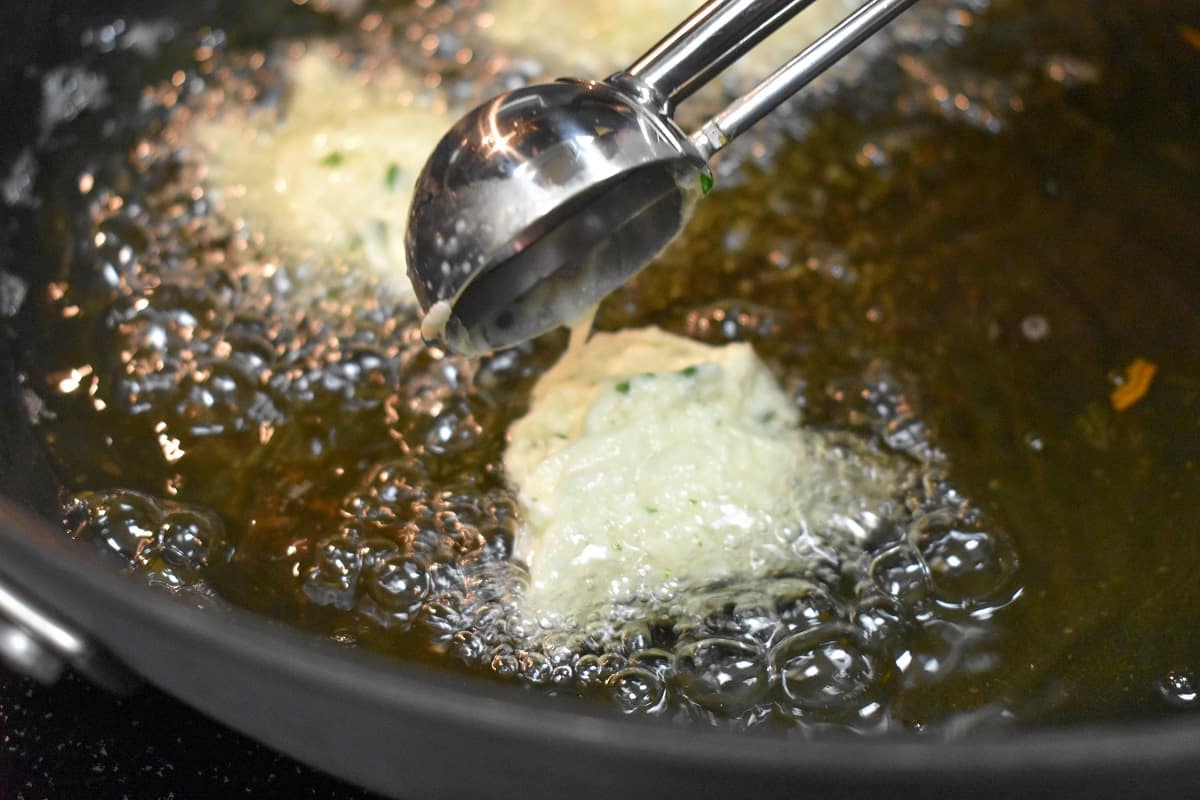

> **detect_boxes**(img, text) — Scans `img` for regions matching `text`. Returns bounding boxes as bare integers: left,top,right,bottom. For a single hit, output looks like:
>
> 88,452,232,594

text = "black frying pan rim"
3,495,1200,798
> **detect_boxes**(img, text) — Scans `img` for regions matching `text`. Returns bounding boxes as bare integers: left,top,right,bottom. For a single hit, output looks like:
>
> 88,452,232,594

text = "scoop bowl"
405,79,707,356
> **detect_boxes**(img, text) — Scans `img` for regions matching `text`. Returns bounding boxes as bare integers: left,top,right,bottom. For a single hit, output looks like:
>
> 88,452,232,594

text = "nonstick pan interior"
3,1,1200,797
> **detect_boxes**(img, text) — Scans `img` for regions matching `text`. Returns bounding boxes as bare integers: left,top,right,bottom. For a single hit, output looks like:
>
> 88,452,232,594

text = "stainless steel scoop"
405,0,916,355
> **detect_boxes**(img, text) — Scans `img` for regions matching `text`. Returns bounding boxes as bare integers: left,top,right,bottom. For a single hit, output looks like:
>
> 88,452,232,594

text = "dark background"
0,668,376,799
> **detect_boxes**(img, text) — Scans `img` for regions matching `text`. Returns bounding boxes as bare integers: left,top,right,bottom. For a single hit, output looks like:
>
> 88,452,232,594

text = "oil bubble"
363,550,429,622
870,544,930,608
607,667,667,715
1158,671,1200,709
675,638,768,714
574,654,603,685
629,648,675,677
772,580,842,637
303,531,362,610
913,515,1019,611
772,625,881,719
66,489,230,589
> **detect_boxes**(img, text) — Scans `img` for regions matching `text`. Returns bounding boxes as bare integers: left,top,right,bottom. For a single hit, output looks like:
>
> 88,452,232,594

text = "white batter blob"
506,327,906,623
195,50,457,302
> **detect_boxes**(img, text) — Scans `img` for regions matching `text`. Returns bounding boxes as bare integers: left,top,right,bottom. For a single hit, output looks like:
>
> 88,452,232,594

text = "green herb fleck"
615,380,631,395
688,498,699,506
320,151,345,167
384,162,401,189
681,365,698,378
699,172,714,195
553,432,568,440
645,506,658,514
613,541,624,552
758,410,777,425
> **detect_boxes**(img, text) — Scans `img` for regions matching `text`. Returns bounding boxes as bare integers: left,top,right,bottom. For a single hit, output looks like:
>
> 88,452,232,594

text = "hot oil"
615,2,1200,724
14,0,1200,730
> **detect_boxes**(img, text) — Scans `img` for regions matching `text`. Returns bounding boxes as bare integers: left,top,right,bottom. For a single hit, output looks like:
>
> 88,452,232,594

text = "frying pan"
2,1,1200,797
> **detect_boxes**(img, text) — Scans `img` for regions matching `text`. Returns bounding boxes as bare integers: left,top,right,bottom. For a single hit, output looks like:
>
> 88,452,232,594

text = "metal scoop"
406,0,916,355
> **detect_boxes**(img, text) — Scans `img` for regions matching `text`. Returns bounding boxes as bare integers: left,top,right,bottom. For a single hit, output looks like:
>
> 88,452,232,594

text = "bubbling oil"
17,0,1200,731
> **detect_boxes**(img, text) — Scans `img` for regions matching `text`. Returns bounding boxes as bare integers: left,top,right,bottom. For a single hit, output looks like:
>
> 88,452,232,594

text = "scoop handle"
617,0,819,112
690,0,919,158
